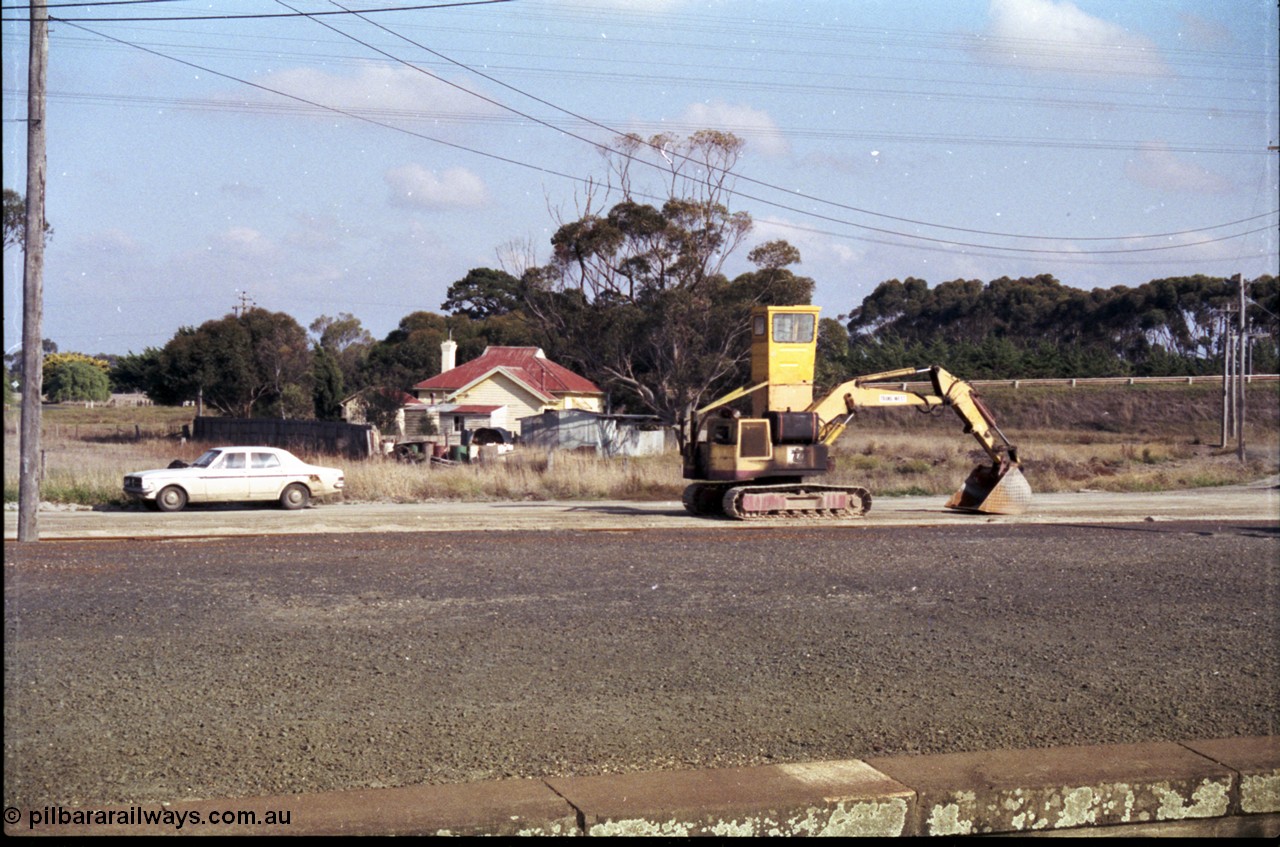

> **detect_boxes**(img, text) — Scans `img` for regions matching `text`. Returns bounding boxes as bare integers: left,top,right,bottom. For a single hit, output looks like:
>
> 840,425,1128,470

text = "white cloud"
385,164,490,210
746,215,868,273
557,0,685,9
253,62,499,122
984,0,1169,77
680,101,789,157
1177,13,1234,50
283,213,346,252
1125,142,1233,194
216,226,276,258
79,228,142,255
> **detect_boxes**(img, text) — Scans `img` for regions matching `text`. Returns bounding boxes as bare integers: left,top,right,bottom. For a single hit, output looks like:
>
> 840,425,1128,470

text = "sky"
3,0,1278,358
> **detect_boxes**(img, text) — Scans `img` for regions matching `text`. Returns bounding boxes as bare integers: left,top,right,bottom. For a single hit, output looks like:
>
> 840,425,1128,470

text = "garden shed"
518,409,668,457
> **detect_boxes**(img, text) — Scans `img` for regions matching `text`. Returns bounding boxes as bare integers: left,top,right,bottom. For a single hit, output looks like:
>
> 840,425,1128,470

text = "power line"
2,0,510,22
6,85,1267,160
310,0,1277,245
52,17,1277,259
20,35,1274,127
2,0,190,8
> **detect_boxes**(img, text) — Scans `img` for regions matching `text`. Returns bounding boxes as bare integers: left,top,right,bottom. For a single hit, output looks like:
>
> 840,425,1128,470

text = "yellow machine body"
749,305,819,418
681,305,1032,519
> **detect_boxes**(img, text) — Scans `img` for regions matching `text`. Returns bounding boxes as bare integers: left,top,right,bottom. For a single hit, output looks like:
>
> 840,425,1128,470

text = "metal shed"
518,409,668,457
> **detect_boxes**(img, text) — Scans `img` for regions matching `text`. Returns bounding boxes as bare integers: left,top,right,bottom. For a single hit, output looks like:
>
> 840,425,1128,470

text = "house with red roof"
408,340,603,437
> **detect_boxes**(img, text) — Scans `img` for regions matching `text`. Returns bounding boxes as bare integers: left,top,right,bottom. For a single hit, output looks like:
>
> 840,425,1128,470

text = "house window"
454,416,463,432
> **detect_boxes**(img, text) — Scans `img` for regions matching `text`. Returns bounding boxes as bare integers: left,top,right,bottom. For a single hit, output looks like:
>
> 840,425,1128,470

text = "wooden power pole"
18,0,48,541
1235,273,1247,462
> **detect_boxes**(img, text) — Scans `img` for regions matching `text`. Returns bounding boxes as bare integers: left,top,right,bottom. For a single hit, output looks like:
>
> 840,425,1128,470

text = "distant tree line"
822,273,1278,388
43,270,1269,427
5,149,1277,424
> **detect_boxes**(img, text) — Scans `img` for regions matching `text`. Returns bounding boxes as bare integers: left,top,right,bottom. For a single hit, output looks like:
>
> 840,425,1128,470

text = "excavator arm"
808,366,1018,467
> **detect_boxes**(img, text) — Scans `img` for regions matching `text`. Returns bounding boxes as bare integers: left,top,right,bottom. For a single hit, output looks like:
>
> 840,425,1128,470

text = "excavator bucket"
945,463,1032,515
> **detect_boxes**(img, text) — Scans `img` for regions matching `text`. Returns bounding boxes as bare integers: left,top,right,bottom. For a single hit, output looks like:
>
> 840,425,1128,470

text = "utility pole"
1217,274,1253,459
1235,273,1247,462
1219,310,1231,448
18,0,49,542
232,291,255,317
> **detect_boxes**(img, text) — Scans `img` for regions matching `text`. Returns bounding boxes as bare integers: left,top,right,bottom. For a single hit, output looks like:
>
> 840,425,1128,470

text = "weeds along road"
3,516,1277,810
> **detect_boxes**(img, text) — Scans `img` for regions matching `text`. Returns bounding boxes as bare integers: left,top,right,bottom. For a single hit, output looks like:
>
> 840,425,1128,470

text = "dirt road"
5,478,1278,539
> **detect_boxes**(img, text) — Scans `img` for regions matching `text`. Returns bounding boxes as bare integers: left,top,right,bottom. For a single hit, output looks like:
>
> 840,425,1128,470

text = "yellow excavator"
681,304,1033,520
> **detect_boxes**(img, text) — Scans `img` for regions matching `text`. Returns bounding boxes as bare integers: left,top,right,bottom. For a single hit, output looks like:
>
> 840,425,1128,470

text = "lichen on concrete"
927,791,976,836
1055,786,1100,828
516,822,578,836
809,799,909,837
1241,770,1280,814
587,818,693,836
586,799,909,838
1153,779,1230,820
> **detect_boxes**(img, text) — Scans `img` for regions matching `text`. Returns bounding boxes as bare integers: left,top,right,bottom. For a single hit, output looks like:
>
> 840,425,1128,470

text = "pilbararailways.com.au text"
14,805,291,831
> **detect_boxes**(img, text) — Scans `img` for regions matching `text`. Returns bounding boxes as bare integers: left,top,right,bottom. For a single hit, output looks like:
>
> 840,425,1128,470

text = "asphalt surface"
4,500,1277,812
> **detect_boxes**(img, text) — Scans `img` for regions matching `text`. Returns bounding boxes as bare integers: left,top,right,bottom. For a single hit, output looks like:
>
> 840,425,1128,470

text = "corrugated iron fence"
192,417,377,458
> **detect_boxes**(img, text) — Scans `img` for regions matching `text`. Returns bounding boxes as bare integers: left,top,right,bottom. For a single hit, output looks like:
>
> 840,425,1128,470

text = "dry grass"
5,386,1278,507
341,449,678,503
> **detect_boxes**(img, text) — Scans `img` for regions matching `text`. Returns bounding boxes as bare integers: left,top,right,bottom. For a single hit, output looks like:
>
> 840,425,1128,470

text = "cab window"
773,313,814,344
222,452,247,470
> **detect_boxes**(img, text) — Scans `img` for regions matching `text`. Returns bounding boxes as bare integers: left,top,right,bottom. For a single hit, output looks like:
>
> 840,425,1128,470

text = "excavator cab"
682,306,829,485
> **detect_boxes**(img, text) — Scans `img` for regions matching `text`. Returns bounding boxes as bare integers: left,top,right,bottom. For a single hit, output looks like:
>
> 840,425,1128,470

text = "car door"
248,451,286,499
202,449,251,501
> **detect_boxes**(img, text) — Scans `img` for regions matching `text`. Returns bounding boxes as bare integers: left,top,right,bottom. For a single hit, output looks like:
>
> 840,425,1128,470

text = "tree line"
10,269,1272,430
822,273,1279,387
5,136,1278,430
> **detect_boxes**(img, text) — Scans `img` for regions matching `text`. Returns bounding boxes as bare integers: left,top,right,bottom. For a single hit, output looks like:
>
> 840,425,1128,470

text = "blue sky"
3,0,1277,358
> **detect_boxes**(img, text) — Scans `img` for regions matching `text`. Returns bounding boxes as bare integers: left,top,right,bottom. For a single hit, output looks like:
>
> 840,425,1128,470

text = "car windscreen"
190,449,222,468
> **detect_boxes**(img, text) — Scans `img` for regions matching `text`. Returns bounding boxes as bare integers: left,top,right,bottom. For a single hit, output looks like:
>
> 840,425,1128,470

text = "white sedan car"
124,446,345,512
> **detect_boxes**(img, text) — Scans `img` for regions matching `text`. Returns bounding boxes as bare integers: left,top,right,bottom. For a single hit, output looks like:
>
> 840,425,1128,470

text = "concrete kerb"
8,737,1277,837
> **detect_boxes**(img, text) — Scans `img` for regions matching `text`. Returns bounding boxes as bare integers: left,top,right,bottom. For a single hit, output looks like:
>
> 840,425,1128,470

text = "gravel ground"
4,520,1277,809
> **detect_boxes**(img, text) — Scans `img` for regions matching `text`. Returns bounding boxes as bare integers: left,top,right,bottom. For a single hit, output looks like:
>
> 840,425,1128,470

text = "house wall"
451,374,544,434
402,406,435,438
559,392,604,413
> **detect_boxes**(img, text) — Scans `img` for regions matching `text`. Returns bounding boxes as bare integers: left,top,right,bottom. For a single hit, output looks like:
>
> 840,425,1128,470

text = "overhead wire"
2,0,192,9
27,31,1273,127
1,0,510,22
2,85,1266,160
17,4,1279,258
306,0,1277,248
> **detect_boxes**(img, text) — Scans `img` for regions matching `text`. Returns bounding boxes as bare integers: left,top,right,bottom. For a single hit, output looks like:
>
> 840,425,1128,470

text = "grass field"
4,382,1278,507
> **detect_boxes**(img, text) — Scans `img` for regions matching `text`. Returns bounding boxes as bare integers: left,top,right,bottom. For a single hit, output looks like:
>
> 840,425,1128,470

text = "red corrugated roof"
412,347,601,396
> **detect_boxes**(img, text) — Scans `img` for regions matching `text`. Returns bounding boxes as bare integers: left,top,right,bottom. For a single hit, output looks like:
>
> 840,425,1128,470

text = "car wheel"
279,483,311,510
155,486,188,512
